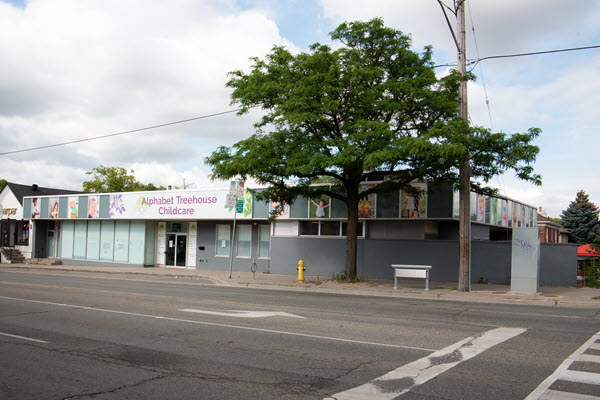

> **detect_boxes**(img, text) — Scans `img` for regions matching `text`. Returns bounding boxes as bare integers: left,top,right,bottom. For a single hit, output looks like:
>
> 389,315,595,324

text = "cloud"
0,0,293,174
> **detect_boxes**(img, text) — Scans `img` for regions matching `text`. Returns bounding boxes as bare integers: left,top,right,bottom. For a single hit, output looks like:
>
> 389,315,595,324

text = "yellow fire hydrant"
297,259,306,282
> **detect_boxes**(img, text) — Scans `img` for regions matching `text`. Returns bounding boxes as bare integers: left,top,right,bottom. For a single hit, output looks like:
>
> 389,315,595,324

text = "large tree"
561,190,599,244
206,18,541,280
83,165,165,193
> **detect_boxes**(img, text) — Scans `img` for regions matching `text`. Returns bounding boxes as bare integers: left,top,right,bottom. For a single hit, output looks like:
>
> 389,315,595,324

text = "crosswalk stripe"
324,327,526,400
526,331,600,400
560,370,600,385
579,354,600,364
540,389,600,400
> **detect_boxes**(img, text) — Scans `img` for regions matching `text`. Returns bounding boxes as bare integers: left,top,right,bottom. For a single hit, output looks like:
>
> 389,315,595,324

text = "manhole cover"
491,291,507,294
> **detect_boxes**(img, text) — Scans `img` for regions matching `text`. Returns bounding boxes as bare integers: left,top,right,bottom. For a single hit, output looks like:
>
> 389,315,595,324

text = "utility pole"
456,0,471,292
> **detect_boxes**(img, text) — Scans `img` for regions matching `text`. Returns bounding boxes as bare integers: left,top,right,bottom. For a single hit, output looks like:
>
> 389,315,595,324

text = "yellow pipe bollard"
297,259,306,282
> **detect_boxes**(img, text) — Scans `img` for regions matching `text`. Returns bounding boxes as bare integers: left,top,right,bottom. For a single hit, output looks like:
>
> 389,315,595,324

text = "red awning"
578,244,600,257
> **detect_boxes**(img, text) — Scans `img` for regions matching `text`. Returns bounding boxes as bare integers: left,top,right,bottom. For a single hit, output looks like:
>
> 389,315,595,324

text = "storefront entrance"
166,233,187,267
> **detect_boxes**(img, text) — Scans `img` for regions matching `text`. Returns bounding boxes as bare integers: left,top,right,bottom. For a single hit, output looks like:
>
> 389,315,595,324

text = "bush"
583,259,600,288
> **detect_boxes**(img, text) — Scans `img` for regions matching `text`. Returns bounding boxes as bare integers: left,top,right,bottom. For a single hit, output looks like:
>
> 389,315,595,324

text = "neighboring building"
537,212,565,244
0,182,80,262
21,182,577,285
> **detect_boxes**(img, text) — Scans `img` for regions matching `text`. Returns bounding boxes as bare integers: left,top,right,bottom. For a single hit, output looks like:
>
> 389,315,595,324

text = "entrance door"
47,231,55,258
166,234,187,267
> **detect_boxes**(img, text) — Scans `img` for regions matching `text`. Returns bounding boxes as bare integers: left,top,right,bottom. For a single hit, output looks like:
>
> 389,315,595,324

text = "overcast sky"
1,0,598,218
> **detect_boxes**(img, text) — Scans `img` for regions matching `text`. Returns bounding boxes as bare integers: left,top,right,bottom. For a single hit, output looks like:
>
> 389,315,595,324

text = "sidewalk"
2,263,600,308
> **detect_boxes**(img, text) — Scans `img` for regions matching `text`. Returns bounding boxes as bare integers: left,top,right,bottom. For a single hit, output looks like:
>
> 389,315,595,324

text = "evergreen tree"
560,190,599,244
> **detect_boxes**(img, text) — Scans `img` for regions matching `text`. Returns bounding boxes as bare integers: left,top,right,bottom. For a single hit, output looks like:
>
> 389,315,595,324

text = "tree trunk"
344,190,360,281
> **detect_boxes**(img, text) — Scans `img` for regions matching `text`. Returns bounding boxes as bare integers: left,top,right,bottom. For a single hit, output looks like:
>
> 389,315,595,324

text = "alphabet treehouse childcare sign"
109,190,252,219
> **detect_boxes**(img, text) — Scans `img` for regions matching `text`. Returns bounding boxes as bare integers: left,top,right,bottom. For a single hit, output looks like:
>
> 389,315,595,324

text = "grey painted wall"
195,221,272,274
540,243,578,286
269,237,577,286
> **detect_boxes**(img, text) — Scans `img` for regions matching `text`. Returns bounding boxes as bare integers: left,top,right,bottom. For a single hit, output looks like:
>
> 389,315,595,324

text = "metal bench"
391,264,432,291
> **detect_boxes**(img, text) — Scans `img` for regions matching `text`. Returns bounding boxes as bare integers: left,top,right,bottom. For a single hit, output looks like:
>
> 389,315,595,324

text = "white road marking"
525,330,600,400
579,354,600,364
0,331,48,343
0,295,434,351
325,327,527,400
180,309,305,319
560,370,600,385
540,389,600,399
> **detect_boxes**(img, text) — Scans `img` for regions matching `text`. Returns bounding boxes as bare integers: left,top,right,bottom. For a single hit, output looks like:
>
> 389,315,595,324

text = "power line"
433,44,600,70
468,44,600,68
466,0,493,130
0,109,241,156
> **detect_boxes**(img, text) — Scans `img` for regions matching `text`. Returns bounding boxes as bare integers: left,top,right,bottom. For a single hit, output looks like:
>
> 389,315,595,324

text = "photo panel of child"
309,196,330,218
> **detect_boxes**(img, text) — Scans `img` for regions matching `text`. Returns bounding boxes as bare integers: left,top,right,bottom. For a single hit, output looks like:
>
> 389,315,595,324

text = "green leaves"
561,190,599,245
207,17,542,279
82,165,165,193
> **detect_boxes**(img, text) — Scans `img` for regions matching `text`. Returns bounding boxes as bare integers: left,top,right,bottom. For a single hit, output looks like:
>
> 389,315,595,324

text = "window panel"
86,221,100,260
236,225,251,258
129,221,145,264
258,225,270,259
73,221,87,259
114,221,130,262
100,221,114,261
216,224,230,257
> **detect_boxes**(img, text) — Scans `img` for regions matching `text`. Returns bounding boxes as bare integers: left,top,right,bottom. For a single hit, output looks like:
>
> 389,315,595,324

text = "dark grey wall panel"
471,240,512,284
58,197,68,219
377,191,399,218
540,243,578,286
426,183,453,218
99,195,110,219
271,236,350,277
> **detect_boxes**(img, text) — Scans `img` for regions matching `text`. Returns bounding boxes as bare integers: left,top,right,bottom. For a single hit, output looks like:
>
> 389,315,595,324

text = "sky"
0,0,599,218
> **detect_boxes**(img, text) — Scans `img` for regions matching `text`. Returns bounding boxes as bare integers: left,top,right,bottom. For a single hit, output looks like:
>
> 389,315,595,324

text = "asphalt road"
1,269,599,399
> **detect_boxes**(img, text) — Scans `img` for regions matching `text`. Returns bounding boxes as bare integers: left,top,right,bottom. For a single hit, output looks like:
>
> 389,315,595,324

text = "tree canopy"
0,179,6,192
560,190,599,244
206,18,541,280
82,166,165,193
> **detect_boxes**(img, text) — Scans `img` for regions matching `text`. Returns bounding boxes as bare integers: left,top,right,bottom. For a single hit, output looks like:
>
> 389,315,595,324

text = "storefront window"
17,221,29,245
258,225,270,259
100,221,114,261
216,224,230,257
236,225,251,258
114,221,130,262
73,221,87,259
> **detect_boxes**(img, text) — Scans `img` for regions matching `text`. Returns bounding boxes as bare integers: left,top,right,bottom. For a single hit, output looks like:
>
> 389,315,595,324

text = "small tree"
206,18,541,281
83,166,165,193
0,179,6,192
561,190,599,244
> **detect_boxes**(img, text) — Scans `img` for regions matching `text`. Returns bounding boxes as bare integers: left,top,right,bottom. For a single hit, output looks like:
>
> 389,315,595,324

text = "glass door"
166,233,187,267
47,221,56,258
47,231,55,258
175,235,187,267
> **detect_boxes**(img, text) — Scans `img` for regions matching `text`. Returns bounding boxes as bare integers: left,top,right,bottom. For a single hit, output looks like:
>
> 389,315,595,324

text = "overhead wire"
466,0,493,131
0,109,241,156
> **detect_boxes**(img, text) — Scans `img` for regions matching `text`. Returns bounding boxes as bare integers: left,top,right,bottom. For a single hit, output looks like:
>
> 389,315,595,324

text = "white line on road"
525,330,600,400
0,331,48,343
325,326,527,400
540,389,600,400
0,295,434,352
180,309,305,318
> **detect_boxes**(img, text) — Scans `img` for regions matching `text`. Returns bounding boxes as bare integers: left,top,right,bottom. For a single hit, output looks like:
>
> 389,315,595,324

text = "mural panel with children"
401,183,427,219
